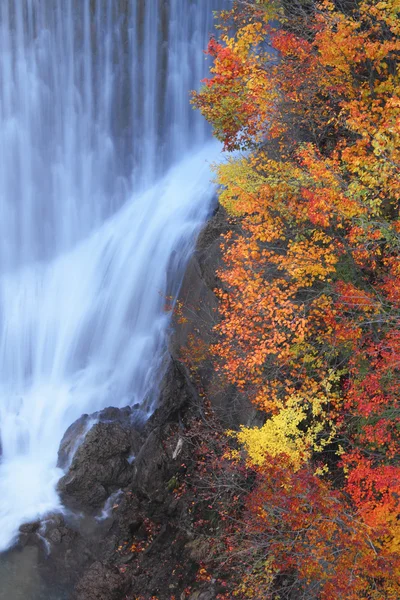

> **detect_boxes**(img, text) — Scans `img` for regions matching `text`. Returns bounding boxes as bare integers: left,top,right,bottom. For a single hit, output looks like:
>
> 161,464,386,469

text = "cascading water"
0,0,224,552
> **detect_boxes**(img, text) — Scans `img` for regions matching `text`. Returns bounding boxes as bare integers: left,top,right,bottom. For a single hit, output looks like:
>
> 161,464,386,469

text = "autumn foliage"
192,0,400,597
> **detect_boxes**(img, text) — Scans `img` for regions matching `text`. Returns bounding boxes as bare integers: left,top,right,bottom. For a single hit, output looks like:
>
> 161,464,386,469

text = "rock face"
60,358,201,599
58,411,142,511
172,205,258,428
172,205,228,354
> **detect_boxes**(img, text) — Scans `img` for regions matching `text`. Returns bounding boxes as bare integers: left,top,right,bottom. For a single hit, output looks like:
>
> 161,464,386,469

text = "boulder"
58,419,141,511
57,406,142,471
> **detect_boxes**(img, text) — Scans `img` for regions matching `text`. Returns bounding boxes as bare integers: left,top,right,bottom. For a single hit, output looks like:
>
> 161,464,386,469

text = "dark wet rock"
19,521,41,535
133,427,179,498
128,359,196,499
47,527,63,545
143,357,198,433
96,406,133,424
57,406,141,471
57,414,92,470
18,520,42,548
73,562,129,600
42,512,65,529
58,420,141,511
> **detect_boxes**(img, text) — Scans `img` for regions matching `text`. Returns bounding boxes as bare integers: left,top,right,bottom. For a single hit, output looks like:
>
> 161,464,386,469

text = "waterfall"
0,0,223,552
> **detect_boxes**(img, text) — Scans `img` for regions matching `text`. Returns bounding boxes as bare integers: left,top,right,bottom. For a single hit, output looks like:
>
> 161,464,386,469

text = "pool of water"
0,546,69,600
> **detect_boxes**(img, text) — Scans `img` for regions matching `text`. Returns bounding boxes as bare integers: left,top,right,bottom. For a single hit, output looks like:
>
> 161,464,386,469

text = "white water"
0,0,223,552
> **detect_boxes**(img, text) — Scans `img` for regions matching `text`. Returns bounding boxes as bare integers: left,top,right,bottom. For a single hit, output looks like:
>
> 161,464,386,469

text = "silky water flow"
0,0,224,553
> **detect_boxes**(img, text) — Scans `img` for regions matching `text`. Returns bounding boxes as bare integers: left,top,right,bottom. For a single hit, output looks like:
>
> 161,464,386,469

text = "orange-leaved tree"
193,0,400,597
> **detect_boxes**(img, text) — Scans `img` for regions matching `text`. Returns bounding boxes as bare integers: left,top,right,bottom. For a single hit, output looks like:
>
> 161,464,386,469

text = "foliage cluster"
192,0,400,597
